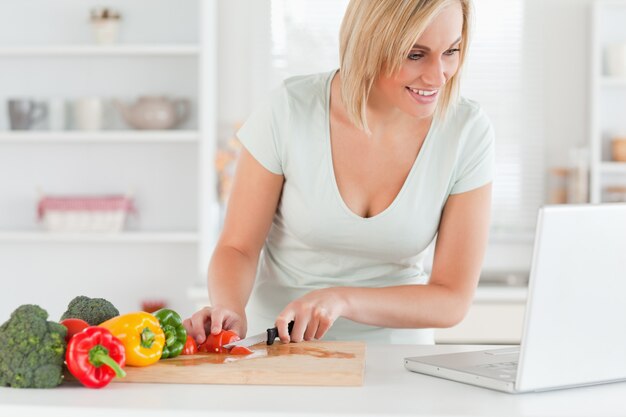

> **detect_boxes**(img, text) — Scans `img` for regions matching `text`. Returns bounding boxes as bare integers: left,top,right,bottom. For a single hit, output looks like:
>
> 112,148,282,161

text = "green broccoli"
60,295,119,326
0,304,67,388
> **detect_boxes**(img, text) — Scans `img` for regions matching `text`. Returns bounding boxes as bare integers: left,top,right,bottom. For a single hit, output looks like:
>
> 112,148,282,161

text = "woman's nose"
421,58,446,87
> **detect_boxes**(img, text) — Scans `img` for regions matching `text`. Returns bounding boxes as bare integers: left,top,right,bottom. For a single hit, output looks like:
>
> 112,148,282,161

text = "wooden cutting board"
113,341,366,386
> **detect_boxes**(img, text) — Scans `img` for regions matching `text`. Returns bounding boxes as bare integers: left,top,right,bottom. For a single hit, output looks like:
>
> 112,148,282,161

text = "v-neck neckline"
324,69,437,221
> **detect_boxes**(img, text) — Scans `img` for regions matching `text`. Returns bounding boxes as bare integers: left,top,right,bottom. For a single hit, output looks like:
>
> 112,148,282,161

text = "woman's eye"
444,48,461,56
407,52,424,61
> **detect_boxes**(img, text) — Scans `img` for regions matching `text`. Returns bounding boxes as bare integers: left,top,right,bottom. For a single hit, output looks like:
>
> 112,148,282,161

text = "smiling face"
370,2,464,121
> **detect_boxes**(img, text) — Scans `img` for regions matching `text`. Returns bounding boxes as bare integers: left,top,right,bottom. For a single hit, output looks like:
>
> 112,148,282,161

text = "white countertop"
2,344,626,417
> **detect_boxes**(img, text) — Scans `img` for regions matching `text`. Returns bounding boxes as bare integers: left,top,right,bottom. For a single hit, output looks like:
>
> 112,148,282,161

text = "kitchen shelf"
0,0,217,320
0,44,200,57
600,161,626,174
474,285,528,303
590,1,626,203
0,130,200,144
0,231,199,244
601,76,626,87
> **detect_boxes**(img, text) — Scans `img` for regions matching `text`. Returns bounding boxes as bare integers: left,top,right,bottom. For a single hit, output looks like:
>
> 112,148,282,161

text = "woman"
184,0,493,345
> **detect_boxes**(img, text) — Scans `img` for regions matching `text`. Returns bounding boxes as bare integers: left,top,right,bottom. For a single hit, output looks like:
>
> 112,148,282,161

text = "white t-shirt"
236,70,495,344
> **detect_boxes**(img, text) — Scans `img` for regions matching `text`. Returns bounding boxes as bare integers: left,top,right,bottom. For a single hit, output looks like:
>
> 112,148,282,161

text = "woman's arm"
276,182,492,342
185,149,284,341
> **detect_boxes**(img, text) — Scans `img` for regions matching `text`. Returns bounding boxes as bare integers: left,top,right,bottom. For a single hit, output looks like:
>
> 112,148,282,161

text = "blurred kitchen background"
1,0,625,344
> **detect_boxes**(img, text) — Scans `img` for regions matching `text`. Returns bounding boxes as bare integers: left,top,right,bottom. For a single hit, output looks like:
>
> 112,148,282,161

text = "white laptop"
405,204,626,393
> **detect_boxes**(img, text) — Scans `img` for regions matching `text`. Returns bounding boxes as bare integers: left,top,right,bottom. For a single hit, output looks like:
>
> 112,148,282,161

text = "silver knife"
223,321,295,349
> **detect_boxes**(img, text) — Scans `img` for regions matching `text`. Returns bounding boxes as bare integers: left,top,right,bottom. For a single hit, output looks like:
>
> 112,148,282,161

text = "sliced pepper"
153,308,187,359
197,329,239,354
99,312,165,367
65,326,126,389
182,334,198,355
229,346,253,355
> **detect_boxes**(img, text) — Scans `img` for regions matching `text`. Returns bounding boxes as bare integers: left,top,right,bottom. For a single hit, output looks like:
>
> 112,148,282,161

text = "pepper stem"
140,327,155,349
164,329,177,347
89,345,127,378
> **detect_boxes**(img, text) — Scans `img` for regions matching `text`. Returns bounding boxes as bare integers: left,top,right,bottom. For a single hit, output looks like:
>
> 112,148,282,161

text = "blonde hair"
338,0,472,133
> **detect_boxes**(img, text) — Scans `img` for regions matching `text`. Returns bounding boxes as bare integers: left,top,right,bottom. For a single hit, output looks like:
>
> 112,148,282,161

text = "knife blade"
223,321,295,349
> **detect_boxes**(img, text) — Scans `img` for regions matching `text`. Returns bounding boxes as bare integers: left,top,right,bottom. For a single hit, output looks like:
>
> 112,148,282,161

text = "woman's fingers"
277,290,343,343
303,315,319,341
275,314,296,343
186,307,212,343
289,316,309,343
210,309,225,335
223,314,245,338
184,306,247,343
276,311,332,343
315,314,334,340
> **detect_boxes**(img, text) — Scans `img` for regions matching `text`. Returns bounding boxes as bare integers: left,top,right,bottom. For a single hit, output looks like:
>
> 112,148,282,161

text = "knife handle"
266,320,295,345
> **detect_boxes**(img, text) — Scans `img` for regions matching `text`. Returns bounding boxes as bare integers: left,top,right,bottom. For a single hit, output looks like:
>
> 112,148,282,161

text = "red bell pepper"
65,326,127,389
197,329,239,354
229,346,253,355
60,318,90,343
181,334,198,355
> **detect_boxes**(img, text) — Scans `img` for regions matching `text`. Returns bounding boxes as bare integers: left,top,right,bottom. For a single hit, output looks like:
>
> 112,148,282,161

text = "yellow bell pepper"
99,312,165,367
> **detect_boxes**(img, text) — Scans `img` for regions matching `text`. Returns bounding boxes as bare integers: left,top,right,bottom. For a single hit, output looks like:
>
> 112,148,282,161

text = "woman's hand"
183,306,247,344
275,288,348,343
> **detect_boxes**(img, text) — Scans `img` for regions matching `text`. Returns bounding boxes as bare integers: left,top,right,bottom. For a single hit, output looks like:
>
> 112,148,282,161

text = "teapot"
114,96,190,130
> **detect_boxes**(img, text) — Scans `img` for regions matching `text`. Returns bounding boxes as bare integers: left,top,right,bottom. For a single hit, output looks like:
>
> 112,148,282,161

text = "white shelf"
600,161,626,174
474,285,528,303
0,44,200,57
0,231,199,243
0,130,200,144
590,2,626,203
601,76,626,87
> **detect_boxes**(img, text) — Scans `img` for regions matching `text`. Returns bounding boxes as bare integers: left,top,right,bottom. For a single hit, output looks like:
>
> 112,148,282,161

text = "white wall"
530,0,593,167
217,0,270,126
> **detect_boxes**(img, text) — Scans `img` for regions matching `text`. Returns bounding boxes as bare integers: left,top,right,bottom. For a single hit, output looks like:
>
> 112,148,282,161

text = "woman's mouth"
406,86,439,104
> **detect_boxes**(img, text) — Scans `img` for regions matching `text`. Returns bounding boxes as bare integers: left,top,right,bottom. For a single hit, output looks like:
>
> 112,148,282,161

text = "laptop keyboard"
473,361,518,381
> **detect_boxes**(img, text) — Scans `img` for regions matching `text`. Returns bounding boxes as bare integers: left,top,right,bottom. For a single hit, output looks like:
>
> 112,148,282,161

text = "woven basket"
37,195,135,233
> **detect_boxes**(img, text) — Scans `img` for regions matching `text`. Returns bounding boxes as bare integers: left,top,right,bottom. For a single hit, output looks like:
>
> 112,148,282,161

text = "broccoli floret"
60,295,119,326
0,304,67,389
